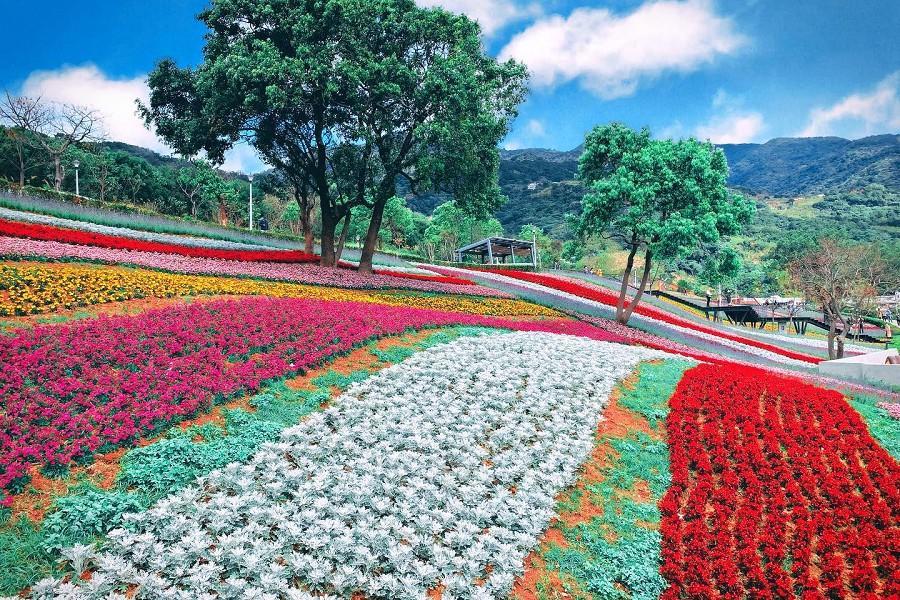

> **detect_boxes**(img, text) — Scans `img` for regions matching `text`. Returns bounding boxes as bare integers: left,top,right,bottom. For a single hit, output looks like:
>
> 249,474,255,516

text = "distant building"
527,182,540,191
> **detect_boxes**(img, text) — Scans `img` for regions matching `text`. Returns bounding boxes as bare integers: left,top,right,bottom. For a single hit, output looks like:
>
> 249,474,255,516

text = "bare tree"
789,239,888,359
0,92,50,187
23,101,103,191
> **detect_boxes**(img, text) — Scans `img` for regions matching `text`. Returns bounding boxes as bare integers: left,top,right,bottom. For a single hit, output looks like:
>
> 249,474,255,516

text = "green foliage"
576,123,754,261
41,488,148,550
423,201,504,261
850,395,900,460
0,518,55,595
541,359,692,600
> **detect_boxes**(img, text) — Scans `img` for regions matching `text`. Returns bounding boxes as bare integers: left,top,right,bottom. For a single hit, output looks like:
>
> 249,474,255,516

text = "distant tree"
519,224,560,267
176,160,219,218
139,0,526,271
21,100,103,191
789,239,891,359
424,201,503,262
576,123,754,324
0,93,47,187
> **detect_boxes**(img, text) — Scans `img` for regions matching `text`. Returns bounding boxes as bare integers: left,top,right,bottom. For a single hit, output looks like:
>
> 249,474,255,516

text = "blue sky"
4,0,899,171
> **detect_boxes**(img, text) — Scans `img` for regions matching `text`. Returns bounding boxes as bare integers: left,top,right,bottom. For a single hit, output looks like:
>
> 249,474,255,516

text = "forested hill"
721,134,899,195
421,133,899,239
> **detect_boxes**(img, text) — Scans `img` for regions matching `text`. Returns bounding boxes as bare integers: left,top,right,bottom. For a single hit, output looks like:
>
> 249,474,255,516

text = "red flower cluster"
660,364,900,599
0,218,319,263
477,269,819,364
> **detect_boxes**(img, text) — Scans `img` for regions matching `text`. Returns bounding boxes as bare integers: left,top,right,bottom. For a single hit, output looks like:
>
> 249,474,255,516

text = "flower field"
661,364,899,598
0,219,897,599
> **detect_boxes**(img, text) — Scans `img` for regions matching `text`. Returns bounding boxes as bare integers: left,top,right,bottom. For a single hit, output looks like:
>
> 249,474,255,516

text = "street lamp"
248,174,254,230
73,160,80,196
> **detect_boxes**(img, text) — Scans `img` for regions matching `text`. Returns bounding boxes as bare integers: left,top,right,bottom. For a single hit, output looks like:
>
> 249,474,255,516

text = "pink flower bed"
0,296,620,499
0,236,505,297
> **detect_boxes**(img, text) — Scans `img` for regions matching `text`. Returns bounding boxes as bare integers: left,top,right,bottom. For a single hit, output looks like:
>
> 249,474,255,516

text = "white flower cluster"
32,332,666,600
0,207,272,251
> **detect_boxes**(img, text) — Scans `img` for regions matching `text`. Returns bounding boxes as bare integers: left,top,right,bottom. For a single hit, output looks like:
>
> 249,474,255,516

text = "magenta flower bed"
0,236,507,298
0,296,620,498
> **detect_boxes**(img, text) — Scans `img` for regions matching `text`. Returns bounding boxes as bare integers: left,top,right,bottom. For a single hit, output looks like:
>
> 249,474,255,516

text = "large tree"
0,93,47,187
139,0,526,271
576,123,754,324
789,239,891,359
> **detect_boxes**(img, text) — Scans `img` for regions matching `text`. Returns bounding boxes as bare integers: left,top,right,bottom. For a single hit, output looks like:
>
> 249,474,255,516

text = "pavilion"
454,236,537,266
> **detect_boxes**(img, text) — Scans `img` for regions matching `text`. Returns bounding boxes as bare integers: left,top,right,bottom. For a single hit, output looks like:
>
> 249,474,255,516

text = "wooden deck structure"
455,237,537,266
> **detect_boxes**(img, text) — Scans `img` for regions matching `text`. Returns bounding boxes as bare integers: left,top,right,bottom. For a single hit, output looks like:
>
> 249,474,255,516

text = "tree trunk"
301,203,315,254
335,213,351,263
53,155,63,192
16,142,25,187
827,320,837,360
616,239,639,323
358,198,387,275
621,248,653,324
320,209,338,267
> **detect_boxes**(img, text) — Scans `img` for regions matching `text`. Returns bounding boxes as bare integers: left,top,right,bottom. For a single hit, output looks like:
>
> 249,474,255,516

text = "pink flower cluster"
0,236,507,298
0,296,621,498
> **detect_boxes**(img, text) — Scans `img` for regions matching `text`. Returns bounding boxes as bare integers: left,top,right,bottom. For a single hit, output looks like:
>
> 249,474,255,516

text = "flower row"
34,332,666,599
429,265,821,368
0,262,547,318
0,296,623,497
0,217,318,263
469,268,821,364
0,207,275,251
0,217,474,286
0,236,494,296
659,364,900,598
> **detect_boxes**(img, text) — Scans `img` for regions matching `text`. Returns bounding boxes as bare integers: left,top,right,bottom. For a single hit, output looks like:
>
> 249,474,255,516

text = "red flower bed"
0,218,319,263
477,269,819,364
0,218,474,286
660,364,900,599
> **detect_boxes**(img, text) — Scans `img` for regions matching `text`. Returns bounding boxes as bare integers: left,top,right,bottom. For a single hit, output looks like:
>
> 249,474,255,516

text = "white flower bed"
33,332,667,600
427,265,815,370
0,207,273,251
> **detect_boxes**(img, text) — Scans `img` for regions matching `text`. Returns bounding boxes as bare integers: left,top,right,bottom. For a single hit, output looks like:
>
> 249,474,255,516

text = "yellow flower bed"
0,262,559,318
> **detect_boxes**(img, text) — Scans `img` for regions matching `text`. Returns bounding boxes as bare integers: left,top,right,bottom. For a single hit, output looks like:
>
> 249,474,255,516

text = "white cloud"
21,64,161,152
498,0,746,99
799,71,900,138
695,112,764,143
525,118,546,137
416,0,541,36
694,89,765,143
17,64,264,173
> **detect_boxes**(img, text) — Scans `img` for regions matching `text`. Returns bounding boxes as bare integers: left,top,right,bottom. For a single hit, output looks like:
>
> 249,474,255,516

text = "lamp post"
73,160,80,196
248,174,254,230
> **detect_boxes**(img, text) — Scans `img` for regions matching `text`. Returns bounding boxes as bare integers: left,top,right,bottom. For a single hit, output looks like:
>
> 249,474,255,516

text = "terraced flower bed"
0,262,546,317
0,237,486,295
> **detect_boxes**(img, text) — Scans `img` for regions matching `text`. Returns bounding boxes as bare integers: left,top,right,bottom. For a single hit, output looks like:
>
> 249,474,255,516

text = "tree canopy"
576,122,754,323
139,0,527,270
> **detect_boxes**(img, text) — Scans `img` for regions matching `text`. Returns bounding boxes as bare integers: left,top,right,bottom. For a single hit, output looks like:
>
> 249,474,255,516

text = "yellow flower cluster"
0,262,560,319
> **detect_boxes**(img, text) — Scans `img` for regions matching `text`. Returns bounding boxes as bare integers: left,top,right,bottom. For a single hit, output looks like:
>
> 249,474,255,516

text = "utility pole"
248,174,254,230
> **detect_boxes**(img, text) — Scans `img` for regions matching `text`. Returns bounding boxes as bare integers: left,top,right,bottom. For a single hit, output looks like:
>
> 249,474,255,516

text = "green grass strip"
540,359,692,600
850,394,900,460
0,326,500,595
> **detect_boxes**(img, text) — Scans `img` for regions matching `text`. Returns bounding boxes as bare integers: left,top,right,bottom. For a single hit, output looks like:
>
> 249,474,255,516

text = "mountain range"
416,134,899,238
